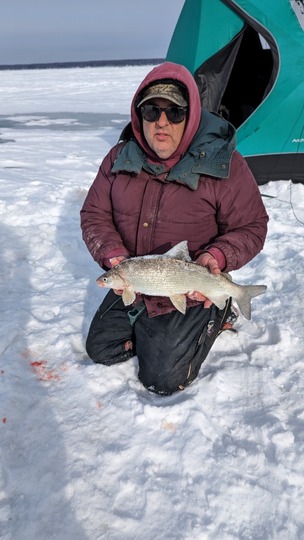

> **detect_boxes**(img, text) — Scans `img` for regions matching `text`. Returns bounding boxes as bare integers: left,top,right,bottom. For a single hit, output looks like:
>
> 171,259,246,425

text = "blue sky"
0,0,185,65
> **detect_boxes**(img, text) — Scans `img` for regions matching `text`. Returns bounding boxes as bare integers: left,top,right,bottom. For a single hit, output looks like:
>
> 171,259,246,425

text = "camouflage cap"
137,83,188,108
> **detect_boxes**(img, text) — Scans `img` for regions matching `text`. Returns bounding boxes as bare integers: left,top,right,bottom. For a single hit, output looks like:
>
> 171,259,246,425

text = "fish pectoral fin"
122,288,136,306
170,294,187,315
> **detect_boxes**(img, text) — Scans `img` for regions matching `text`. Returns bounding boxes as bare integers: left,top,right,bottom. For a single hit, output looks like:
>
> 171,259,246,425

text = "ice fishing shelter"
166,0,304,184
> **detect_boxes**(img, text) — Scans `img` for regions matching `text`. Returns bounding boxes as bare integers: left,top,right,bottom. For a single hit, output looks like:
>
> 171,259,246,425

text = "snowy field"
0,65,304,540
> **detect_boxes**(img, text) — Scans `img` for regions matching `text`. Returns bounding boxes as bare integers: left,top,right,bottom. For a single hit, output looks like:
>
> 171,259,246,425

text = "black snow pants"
86,290,233,395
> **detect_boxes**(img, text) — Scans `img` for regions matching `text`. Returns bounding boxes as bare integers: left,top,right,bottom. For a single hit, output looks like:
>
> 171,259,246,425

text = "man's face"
142,98,186,159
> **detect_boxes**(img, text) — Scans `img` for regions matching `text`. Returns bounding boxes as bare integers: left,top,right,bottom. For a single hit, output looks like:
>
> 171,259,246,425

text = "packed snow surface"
0,65,304,540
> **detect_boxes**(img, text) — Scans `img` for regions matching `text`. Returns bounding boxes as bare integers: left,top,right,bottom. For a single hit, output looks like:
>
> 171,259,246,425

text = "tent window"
195,25,275,129
220,25,274,127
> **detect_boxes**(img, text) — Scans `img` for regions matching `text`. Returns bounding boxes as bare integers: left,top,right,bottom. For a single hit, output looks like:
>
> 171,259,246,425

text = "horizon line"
0,58,165,71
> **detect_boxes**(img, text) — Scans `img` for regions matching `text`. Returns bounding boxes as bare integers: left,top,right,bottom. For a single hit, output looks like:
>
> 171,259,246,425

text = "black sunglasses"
140,104,188,124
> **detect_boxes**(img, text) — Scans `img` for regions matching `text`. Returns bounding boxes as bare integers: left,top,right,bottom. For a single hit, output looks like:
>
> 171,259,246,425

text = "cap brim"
137,93,187,108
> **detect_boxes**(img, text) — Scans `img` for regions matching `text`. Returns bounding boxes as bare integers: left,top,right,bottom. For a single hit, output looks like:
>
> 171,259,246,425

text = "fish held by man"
96,241,267,320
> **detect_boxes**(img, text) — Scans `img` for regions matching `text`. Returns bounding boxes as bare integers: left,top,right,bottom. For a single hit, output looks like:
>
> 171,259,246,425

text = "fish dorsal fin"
164,241,191,262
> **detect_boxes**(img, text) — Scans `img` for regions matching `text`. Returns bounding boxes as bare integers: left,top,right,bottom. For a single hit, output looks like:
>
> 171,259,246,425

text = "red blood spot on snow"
2,418,7,424
30,360,61,382
31,361,46,367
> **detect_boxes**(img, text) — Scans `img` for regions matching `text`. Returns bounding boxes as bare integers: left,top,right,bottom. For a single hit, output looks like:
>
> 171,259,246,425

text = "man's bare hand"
187,253,220,308
196,252,221,275
109,256,127,267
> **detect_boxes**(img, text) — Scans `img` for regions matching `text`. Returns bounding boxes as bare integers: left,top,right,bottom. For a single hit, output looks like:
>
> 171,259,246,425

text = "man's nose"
157,110,169,126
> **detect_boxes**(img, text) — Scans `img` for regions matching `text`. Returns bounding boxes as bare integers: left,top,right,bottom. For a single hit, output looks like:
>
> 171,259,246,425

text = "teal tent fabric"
167,0,304,184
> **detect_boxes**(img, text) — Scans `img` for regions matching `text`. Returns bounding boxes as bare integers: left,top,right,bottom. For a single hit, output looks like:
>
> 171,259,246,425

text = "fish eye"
102,277,108,283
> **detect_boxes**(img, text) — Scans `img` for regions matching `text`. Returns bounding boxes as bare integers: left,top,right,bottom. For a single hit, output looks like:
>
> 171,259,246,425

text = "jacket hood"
131,62,201,167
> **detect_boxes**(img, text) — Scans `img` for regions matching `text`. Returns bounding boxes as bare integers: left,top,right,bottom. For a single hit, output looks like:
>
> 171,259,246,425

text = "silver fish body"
97,241,266,319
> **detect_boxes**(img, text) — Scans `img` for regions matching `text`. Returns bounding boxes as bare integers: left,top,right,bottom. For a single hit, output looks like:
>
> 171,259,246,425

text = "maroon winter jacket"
81,62,268,316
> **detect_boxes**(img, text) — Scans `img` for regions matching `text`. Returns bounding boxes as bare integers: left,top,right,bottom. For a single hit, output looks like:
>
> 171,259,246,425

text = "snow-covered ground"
0,65,304,540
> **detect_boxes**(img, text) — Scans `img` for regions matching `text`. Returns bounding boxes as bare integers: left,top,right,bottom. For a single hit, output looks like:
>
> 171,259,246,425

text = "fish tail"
237,285,267,320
